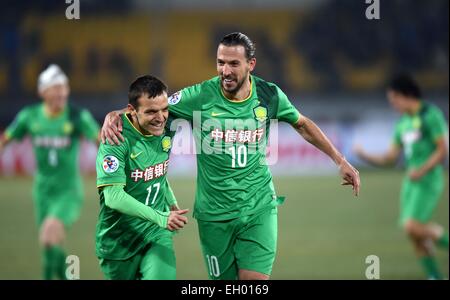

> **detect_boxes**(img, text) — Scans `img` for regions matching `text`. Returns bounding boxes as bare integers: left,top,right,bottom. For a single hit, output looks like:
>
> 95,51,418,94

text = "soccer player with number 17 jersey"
95,75,188,280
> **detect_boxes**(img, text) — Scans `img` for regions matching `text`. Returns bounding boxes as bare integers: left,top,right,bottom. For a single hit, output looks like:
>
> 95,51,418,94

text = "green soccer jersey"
168,75,301,221
5,103,99,191
96,114,175,260
393,102,448,174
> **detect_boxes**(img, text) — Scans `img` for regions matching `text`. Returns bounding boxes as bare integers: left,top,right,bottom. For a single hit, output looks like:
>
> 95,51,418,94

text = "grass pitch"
0,170,447,279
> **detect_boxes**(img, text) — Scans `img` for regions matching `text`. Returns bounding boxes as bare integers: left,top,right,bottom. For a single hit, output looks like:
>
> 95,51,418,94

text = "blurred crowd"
0,0,448,124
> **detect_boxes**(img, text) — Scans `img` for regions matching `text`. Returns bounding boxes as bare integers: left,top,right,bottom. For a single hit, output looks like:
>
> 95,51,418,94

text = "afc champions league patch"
103,155,119,173
168,90,182,105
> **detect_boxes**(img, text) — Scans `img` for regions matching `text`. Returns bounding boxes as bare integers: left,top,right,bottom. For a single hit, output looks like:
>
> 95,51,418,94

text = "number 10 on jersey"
228,145,247,168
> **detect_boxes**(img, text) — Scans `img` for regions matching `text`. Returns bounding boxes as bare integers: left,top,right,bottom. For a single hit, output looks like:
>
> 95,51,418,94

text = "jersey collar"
219,75,255,104
124,114,159,139
42,103,67,119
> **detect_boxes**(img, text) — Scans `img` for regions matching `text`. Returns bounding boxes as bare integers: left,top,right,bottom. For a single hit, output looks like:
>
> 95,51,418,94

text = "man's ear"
248,58,256,72
127,104,137,115
38,89,45,101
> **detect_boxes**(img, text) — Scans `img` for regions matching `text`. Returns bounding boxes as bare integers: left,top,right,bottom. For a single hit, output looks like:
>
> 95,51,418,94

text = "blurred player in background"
101,32,360,280
0,64,100,279
95,75,188,279
355,75,448,279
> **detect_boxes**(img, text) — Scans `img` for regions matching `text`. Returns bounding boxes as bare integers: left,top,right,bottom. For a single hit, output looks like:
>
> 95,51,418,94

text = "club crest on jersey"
161,136,172,152
63,122,74,134
168,91,182,105
253,106,267,122
103,155,119,173
30,122,40,133
412,116,422,129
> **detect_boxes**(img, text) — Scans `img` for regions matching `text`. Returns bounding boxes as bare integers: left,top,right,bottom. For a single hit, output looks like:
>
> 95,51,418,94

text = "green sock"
42,246,67,280
54,246,67,280
420,256,443,280
43,248,53,280
436,232,449,250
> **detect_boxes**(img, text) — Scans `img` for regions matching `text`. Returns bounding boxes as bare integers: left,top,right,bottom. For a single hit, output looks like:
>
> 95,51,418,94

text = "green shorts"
99,233,176,280
33,183,83,227
399,174,444,225
197,207,278,280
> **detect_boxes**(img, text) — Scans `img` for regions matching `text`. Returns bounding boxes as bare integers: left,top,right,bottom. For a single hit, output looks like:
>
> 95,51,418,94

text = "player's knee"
40,230,57,247
403,219,426,239
238,269,269,280
40,218,65,246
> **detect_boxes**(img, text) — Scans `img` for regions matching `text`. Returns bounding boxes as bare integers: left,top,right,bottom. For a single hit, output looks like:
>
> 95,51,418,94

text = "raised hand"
101,110,125,145
167,209,189,231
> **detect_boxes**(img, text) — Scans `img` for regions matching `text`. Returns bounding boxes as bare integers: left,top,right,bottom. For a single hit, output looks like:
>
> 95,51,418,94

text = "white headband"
37,64,68,93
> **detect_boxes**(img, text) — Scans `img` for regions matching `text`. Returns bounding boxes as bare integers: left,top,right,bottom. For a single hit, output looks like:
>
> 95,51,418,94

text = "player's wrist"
333,153,346,166
155,210,170,229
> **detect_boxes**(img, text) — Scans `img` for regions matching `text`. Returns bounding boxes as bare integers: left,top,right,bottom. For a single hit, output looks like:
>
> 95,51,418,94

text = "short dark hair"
128,75,168,108
220,32,256,60
388,74,422,99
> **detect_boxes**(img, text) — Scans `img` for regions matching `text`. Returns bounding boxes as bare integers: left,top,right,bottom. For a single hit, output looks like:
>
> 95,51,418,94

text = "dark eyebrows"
217,59,240,65
143,104,168,114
